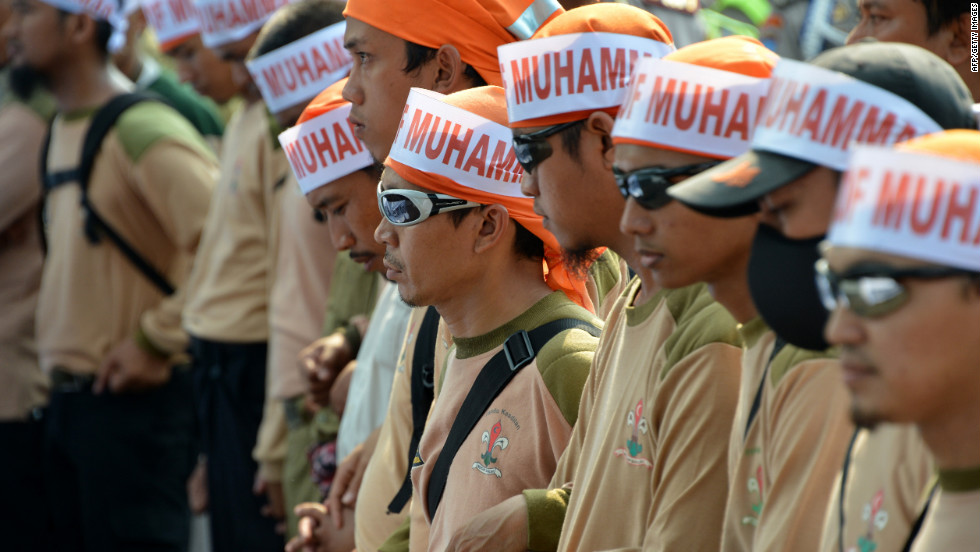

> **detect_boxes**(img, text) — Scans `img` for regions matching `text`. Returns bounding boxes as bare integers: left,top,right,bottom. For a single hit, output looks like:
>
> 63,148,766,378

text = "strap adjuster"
503,330,534,371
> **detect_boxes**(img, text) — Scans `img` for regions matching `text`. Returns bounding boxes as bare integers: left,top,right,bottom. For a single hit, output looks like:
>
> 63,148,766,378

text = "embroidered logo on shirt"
613,399,653,469
847,489,888,552
472,420,508,478
742,463,764,526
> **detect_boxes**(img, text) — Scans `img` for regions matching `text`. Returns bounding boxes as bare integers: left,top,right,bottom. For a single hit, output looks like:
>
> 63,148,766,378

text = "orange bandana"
499,3,674,128
385,86,596,312
343,0,563,87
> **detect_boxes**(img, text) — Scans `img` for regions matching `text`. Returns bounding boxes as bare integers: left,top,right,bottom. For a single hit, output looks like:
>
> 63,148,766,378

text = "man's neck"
919,405,980,471
438,259,553,340
707,259,757,324
50,58,128,113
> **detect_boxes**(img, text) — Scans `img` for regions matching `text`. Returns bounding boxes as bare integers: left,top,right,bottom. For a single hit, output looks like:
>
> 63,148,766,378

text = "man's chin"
849,403,882,431
8,64,47,99
560,246,603,280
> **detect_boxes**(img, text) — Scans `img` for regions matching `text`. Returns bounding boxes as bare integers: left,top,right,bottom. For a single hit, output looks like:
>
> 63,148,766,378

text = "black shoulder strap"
388,306,441,514
40,92,176,296
837,429,861,552
743,336,787,440
425,318,601,519
900,482,940,552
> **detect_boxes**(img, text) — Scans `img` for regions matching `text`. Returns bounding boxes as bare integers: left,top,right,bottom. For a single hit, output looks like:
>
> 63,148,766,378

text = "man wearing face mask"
668,41,977,552
820,130,980,551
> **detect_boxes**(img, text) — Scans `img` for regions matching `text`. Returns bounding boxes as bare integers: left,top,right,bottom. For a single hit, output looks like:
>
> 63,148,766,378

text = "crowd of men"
0,0,977,551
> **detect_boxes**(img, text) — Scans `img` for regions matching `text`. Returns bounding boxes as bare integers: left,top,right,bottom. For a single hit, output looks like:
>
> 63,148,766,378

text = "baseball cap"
668,41,977,217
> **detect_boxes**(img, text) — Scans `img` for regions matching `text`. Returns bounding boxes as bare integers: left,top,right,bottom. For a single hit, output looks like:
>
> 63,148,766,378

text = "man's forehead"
822,245,928,271
343,16,397,48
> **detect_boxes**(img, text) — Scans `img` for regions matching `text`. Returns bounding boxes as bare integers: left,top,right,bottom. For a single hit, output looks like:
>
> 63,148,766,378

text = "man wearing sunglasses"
375,86,601,552
821,130,980,551
498,4,675,318
615,37,854,552
666,42,978,552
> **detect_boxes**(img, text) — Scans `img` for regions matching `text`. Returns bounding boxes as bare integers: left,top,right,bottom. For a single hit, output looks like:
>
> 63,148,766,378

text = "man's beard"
560,246,603,281
8,64,47,100
850,403,881,431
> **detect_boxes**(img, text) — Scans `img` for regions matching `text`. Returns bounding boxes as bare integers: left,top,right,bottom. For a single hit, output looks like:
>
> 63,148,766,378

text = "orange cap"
664,35,777,78
385,86,598,312
343,0,563,87
895,129,980,163
500,3,674,128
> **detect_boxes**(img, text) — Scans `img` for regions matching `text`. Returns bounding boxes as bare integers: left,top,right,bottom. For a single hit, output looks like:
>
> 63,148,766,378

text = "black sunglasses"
613,161,722,210
512,120,584,173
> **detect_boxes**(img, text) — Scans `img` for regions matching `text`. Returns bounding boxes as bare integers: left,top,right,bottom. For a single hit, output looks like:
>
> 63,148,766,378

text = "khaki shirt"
0,73,53,418
38,100,217,373
182,99,288,342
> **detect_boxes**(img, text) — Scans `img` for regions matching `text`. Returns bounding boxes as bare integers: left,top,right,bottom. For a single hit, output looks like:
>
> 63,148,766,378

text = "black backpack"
39,92,175,296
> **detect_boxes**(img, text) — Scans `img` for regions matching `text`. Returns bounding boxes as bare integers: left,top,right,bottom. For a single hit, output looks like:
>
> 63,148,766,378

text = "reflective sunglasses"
814,258,978,318
613,161,722,210
512,120,583,173
377,183,481,226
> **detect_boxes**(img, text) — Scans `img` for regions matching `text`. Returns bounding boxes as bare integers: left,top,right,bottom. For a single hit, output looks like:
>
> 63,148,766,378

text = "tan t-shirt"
818,425,935,552
911,469,980,552
38,100,217,373
355,308,453,552
0,74,53,418
525,280,742,552
723,318,853,552
183,99,288,342
410,292,601,552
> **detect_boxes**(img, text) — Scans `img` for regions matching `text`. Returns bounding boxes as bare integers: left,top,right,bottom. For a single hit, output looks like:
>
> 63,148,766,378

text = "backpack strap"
387,305,442,514
39,92,176,296
425,318,601,519
743,335,787,440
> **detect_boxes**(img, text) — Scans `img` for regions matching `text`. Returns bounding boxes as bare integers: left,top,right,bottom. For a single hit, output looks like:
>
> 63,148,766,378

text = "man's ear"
431,44,468,94
585,111,616,170
63,12,93,48
943,12,971,67
473,204,510,254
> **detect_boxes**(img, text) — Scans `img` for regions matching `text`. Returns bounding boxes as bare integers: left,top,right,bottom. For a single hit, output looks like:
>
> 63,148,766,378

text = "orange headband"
343,0,563,87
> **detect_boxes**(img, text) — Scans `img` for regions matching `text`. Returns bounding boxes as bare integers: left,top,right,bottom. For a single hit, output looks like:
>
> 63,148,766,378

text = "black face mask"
747,224,829,351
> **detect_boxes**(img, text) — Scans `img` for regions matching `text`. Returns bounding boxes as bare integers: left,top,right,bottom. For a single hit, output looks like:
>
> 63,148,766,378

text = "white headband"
193,0,291,48
40,0,129,52
498,32,674,125
278,102,374,194
751,59,942,170
142,0,200,49
829,145,980,271
388,88,524,196
246,21,351,114
613,56,771,159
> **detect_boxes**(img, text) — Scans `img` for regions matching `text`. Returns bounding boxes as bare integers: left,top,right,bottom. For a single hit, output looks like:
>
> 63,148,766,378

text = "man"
113,0,224,141
288,2,566,549
282,78,410,552
667,41,977,552
243,1,351,536
4,0,217,548
181,0,292,548
142,0,239,107
497,2,675,317
613,36,853,551
0,1,54,547
821,129,980,550
377,85,601,552
848,0,978,102
446,17,746,552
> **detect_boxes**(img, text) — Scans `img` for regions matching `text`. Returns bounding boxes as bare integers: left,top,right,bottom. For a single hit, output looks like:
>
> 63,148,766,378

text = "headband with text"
278,102,373,194
830,145,980,271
